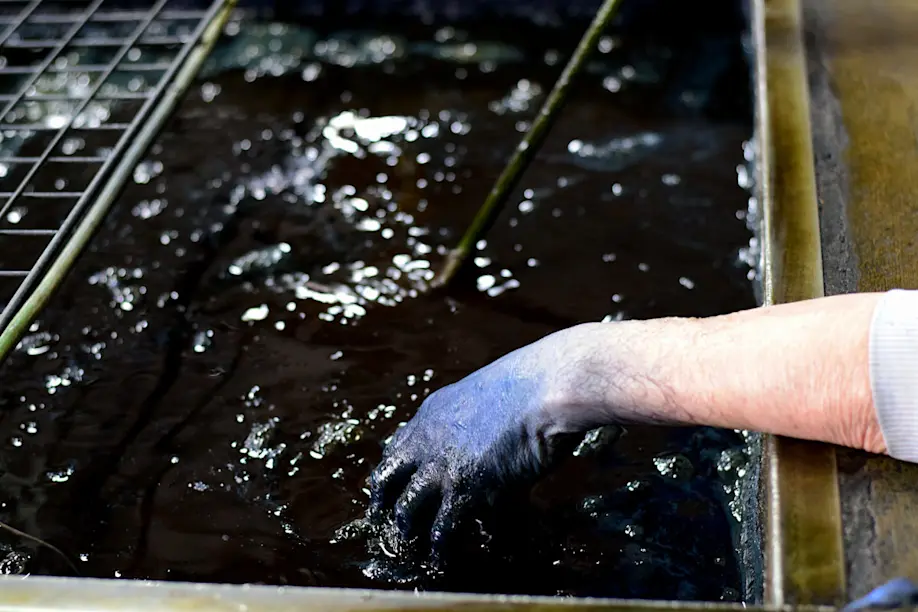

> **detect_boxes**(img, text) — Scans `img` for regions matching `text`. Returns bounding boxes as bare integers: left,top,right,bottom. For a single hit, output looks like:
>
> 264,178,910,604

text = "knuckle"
368,466,385,491
394,489,419,526
372,457,397,481
406,473,429,498
370,456,408,492
433,503,453,528
394,495,412,518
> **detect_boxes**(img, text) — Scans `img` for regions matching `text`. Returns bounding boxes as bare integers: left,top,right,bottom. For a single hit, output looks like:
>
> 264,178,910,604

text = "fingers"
394,468,441,538
368,454,416,520
371,455,469,563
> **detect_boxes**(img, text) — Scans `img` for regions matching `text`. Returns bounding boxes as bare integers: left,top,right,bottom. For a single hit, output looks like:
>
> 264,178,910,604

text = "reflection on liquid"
0,15,756,601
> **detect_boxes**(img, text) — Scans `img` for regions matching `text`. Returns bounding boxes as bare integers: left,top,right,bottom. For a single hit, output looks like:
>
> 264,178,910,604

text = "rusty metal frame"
801,0,918,599
0,574,839,611
754,0,845,606
0,0,238,361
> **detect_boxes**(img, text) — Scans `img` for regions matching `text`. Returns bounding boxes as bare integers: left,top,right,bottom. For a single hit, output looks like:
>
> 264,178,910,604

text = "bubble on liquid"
47,463,75,483
200,82,221,102
241,418,286,469
0,551,29,575
192,329,214,353
242,304,270,322
5,207,25,224
133,160,164,184
653,454,693,480
603,76,621,92
489,78,543,115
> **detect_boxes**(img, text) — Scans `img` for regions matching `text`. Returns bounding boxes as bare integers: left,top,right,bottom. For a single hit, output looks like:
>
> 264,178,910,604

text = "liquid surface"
0,18,756,600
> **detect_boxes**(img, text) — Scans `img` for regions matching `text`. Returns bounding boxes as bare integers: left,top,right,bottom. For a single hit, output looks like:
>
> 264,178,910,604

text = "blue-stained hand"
368,324,613,556
843,578,918,610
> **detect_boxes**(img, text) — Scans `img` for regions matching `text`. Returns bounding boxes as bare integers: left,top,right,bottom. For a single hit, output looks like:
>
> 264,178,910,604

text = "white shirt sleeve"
869,289,918,463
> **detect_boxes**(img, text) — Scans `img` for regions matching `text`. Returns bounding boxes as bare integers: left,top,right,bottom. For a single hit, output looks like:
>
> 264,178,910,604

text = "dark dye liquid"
0,14,756,602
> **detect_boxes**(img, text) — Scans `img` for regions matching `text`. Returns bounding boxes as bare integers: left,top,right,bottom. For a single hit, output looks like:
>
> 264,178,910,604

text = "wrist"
545,320,696,431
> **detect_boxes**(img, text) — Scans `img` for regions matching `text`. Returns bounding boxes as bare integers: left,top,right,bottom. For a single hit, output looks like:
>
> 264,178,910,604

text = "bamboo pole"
430,0,625,289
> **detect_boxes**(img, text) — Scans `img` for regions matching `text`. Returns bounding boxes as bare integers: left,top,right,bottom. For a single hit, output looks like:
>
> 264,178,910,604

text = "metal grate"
0,0,233,345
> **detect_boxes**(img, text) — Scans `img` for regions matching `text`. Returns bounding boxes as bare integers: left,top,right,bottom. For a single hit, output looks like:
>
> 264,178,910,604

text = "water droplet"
662,173,681,186
242,304,269,322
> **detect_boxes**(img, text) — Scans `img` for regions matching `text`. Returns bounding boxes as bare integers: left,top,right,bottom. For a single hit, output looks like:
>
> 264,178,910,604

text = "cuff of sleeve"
869,289,918,463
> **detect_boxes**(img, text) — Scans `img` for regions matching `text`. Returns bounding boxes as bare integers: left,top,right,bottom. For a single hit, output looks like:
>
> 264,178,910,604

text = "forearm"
570,292,886,453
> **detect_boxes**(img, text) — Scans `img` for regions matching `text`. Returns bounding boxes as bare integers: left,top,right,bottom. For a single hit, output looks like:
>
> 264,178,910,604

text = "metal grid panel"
0,0,229,335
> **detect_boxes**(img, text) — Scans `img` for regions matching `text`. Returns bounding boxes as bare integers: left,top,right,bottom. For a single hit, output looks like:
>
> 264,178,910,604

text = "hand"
368,323,619,556
843,578,918,610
